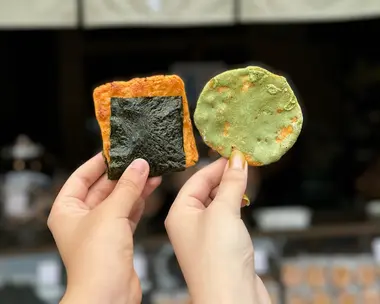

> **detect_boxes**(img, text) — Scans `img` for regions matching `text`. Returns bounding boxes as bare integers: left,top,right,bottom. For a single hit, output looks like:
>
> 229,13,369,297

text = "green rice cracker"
194,66,303,166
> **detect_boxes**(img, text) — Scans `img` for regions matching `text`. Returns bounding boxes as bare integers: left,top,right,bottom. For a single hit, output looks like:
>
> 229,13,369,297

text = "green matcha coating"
194,66,303,165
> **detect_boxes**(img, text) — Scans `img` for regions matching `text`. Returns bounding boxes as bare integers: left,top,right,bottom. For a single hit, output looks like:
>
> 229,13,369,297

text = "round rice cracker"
194,66,303,166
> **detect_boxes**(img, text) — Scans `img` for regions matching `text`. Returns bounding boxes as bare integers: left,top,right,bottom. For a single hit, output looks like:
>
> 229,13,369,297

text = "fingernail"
242,194,250,207
129,159,148,175
229,149,246,169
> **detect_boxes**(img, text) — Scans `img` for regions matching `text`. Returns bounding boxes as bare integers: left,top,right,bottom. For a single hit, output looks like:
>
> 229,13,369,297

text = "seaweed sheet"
108,96,186,179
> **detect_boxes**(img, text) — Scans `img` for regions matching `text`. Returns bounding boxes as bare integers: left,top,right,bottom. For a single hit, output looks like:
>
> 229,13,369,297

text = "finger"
129,198,146,233
212,150,248,214
85,174,117,209
141,177,162,200
175,157,228,209
57,153,106,202
206,186,250,208
202,162,229,207
103,159,149,217
86,175,161,210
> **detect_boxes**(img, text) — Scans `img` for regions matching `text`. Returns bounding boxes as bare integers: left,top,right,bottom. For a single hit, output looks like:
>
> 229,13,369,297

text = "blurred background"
0,0,380,303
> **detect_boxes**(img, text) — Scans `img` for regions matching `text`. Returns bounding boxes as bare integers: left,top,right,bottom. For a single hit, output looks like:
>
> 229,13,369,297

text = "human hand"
48,153,161,304
165,150,270,304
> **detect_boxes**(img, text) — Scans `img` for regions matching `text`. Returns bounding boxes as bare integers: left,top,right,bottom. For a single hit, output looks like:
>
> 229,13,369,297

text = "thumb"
212,149,248,214
103,158,149,217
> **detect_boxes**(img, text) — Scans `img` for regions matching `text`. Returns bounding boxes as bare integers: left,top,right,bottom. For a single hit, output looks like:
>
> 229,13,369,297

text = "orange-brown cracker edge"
93,75,198,169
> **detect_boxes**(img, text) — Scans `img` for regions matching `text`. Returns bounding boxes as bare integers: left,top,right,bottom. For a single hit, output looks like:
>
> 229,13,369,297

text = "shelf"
141,221,380,249
249,221,380,239
2,222,378,256
0,245,58,258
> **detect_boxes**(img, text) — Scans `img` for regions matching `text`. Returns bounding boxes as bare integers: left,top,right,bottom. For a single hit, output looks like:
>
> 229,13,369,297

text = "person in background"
48,151,269,304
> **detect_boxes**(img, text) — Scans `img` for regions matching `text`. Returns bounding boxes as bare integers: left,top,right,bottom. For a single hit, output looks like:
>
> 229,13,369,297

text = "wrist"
191,273,256,304
60,273,141,304
60,291,112,304
60,285,134,304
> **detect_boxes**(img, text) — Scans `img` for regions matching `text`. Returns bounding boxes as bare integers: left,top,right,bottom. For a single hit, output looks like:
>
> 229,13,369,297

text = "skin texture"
93,75,199,170
49,150,271,304
165,150,271,304
48,153,162,304
194,66,303,166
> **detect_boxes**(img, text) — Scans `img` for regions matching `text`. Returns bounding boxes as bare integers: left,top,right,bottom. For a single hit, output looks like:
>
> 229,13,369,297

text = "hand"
48,153,161,304
165,150,270,304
